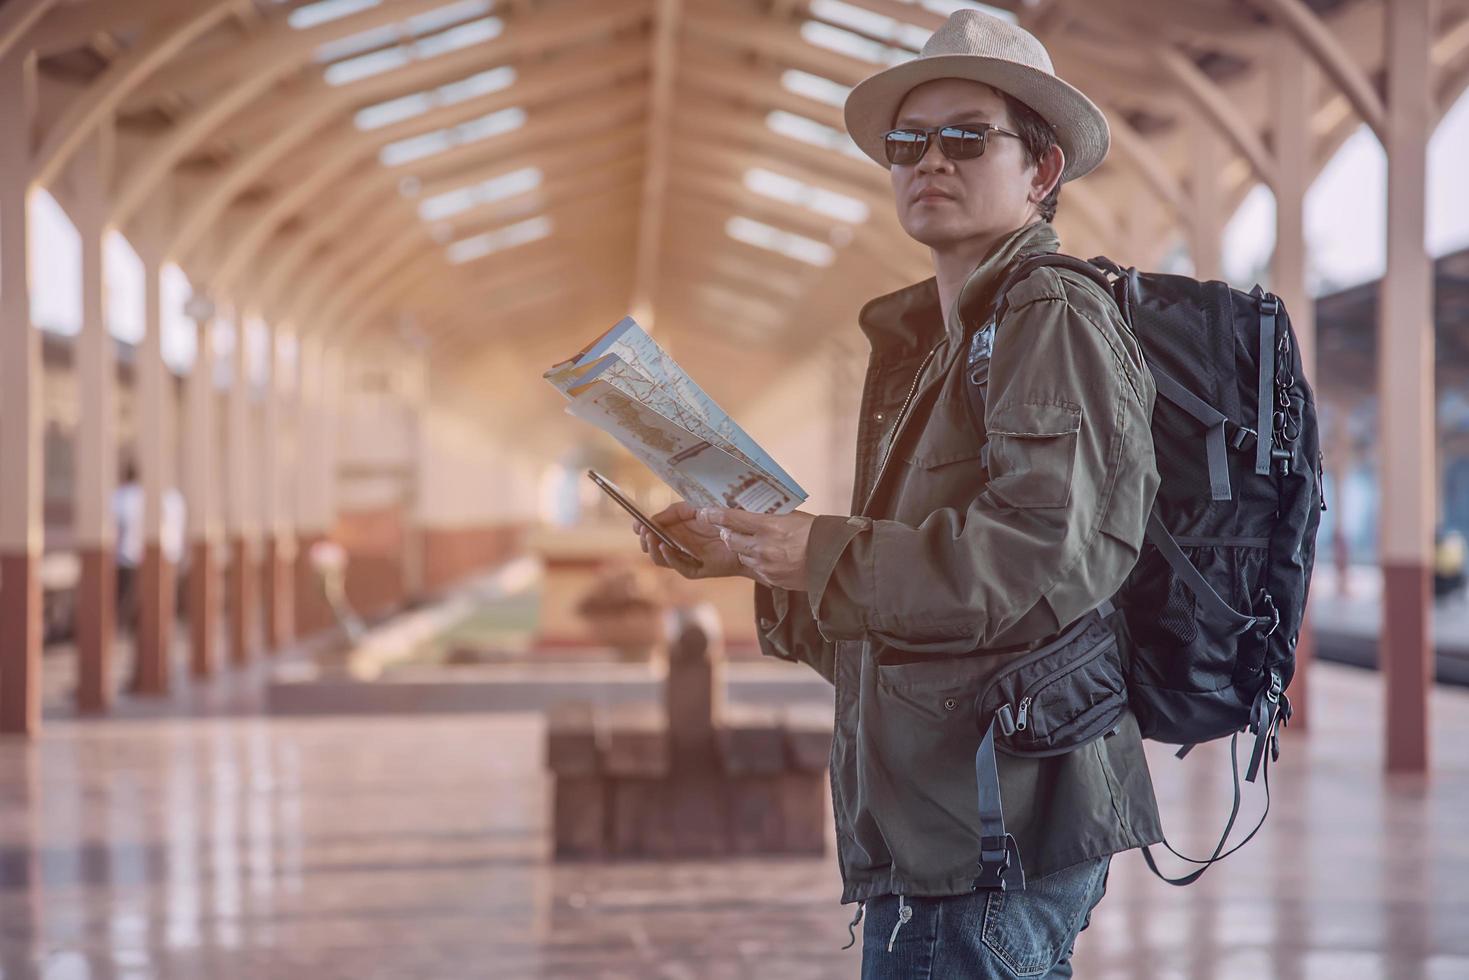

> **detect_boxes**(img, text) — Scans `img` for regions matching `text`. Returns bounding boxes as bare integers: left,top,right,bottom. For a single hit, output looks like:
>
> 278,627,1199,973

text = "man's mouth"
913,188,956,203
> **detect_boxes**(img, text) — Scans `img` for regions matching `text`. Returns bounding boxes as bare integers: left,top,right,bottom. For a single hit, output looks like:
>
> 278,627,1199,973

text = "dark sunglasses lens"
939,126,985,159
884,130,926,165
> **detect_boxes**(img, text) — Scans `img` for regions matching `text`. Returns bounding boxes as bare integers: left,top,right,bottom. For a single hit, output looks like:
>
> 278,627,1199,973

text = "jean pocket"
980,857,1108,977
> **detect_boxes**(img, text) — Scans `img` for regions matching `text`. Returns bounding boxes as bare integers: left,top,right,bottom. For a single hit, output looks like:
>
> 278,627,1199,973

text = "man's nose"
915,136,954,172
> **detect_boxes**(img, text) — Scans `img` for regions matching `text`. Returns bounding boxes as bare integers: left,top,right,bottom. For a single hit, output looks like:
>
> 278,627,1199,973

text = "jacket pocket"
984,401,1081,509
976,609,1127,757
869,655,991,876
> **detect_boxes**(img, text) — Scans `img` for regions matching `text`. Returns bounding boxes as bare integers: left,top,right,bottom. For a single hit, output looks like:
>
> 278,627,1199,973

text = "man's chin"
904,224,979,250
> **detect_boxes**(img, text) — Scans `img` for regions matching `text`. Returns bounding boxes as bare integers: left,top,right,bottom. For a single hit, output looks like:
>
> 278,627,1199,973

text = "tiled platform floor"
2,662,1466,979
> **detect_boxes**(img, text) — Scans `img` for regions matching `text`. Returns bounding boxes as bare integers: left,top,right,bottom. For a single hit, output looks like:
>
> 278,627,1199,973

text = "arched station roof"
5,0,1469,408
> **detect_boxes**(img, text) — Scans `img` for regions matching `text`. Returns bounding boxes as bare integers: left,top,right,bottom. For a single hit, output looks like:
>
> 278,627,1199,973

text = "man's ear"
1031,143,1064,204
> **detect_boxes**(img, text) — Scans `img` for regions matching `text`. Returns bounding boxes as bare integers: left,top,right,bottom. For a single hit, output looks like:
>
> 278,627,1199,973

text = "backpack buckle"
972,834,1024,891
1228,425,1256,451
1254,592,1280,638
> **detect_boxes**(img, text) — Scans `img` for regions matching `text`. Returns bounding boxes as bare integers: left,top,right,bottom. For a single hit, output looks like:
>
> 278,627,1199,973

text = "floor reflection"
0,663,1465,979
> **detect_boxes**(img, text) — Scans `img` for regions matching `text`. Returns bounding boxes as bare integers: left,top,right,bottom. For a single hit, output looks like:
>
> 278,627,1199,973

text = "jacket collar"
857,221,1060,358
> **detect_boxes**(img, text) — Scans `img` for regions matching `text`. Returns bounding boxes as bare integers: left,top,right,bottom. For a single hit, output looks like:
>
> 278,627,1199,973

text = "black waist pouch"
976,605,1128,758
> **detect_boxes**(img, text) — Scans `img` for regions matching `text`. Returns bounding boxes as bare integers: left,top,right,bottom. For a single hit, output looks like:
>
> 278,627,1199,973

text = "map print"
545,318,808,515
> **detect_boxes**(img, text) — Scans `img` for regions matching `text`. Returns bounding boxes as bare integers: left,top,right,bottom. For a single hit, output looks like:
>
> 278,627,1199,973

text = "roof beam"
684,3,874,87
0,0,62,64
315,194,638,335
31,1,237,188
629,0,682,332
1152,44,1277,190
194,79,646,291
175,42,646,257
110,0,461,227
1254,0,1387,143
263,123,644,318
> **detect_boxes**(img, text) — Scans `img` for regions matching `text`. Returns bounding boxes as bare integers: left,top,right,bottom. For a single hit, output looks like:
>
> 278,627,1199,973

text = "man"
112,458,187,692
635,10,1160,977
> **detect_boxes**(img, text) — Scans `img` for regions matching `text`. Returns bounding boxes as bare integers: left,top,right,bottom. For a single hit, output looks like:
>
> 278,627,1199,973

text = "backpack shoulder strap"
962,253,1117,443
990,253,1119,325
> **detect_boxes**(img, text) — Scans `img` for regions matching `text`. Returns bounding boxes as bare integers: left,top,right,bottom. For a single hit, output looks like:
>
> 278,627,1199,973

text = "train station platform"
2,593,1466,977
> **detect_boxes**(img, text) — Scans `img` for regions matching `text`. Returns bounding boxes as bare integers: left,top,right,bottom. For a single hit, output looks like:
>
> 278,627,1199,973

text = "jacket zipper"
861,343,942,515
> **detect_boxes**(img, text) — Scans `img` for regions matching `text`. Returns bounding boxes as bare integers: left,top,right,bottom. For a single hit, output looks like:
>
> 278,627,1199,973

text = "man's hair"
1000,92,1061,222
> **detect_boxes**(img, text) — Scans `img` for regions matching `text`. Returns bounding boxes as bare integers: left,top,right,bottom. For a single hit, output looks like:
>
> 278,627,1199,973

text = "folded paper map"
545,317,808,514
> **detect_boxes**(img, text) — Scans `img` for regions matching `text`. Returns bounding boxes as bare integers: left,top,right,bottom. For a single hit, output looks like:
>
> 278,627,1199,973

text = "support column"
184,294,220,678
1189,118,1225,281
293,335,328,636
227,310,257,665
0,51,41,735
1379,0,1437,775
404,350,428,601
71,127,116,713
262,323,295,650
134,233,175,696
1272,37,1318,730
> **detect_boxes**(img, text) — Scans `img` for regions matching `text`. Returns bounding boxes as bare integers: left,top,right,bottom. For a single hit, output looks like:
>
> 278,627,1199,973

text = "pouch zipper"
861,343,942,515
1004,638,1115,738
1014,696,1033,732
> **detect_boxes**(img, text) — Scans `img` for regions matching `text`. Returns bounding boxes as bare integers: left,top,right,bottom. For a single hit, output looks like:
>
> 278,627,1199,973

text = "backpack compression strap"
1142,682,1291,886
1144,511,1278,636
972,718,1024,892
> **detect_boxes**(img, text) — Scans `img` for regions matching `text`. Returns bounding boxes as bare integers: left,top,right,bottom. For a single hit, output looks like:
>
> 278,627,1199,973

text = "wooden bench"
544,606,832,858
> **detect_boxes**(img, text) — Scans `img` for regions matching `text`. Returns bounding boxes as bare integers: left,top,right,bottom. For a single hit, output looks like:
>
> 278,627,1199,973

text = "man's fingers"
652,501,699,526
699,507,767,533
720,528,761,556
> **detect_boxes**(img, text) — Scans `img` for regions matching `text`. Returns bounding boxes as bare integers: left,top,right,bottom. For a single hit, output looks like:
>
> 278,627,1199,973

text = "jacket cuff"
754,583,794,662
805,513,873,641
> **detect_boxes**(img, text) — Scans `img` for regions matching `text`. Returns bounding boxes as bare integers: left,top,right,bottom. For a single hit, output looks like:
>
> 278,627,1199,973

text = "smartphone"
587,469,703,568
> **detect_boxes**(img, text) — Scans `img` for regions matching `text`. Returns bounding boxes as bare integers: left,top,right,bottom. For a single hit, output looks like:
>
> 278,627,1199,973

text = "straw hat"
843,9,1109,182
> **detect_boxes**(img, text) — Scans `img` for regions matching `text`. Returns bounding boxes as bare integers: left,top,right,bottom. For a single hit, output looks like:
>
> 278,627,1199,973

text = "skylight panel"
289,0,379,30
404,0,493,35
413,16,502,58
446,215,552,263
353,66,515,130
800,21,905,66
744,168,869,224
765,110,865,160
355,92,435,130
780,69,850,108
437,65,516,103
325,46,411,85
323,14,503,86
810,0,890,38
313,24,399,64
418,167,541,221
726,216,835,267
378,106,524,166
918,1,1015,23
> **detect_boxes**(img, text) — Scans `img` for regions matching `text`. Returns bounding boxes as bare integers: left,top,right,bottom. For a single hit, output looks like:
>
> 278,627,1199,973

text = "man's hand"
699,507,815,591
633,501,745,579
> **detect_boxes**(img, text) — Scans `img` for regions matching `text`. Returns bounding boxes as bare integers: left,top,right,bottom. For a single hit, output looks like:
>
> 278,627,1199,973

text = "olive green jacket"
755,221,1164,904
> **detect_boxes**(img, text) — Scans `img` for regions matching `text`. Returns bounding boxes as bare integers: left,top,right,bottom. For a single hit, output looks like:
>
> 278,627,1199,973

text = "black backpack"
971,253,1324,886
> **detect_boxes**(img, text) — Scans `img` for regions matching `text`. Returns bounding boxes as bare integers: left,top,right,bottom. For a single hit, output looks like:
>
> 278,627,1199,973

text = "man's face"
888,79,1043,249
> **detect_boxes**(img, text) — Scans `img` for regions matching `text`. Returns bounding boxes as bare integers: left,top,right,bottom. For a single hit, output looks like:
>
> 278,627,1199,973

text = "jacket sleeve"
754,583,836,684
804,271,1159,653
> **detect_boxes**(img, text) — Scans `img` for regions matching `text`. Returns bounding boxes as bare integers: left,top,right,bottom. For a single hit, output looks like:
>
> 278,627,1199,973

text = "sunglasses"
882,122,1022,166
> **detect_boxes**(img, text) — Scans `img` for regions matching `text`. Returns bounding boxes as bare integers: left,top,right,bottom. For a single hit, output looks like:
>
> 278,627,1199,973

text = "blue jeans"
859,856,1110,979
